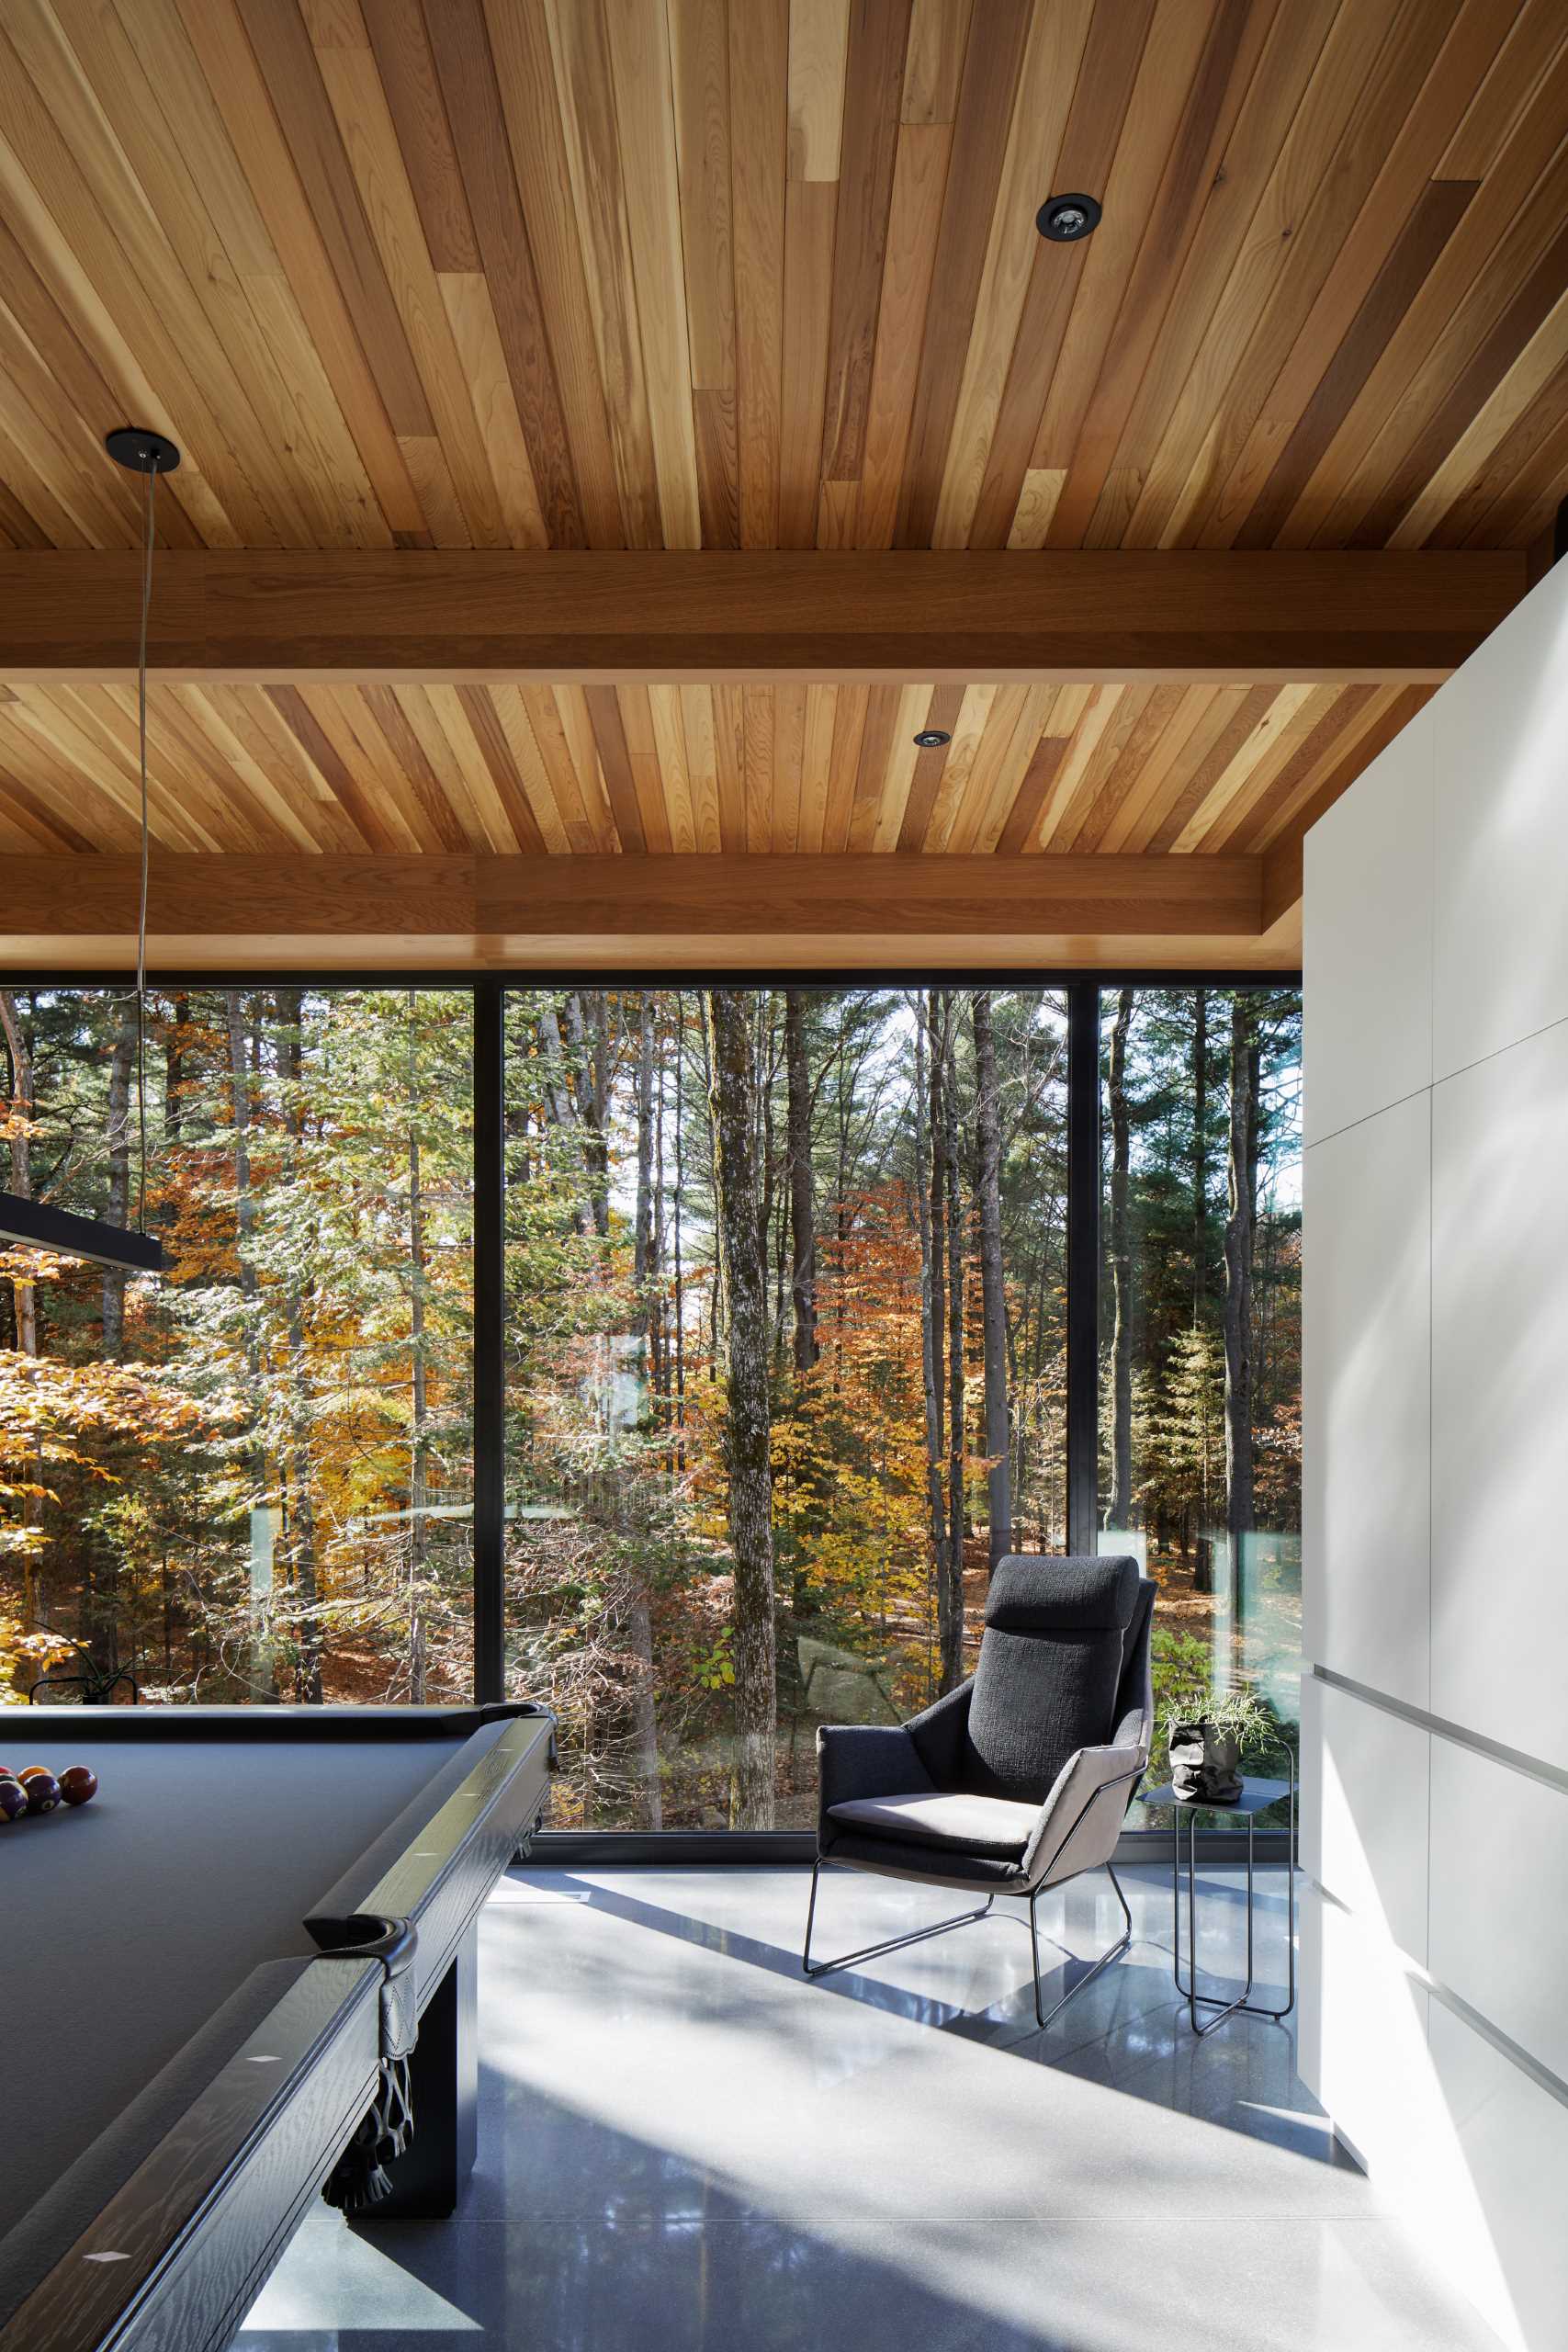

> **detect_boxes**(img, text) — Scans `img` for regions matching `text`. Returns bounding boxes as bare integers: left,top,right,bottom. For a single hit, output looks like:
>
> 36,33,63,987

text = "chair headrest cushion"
983,1553,1140,1635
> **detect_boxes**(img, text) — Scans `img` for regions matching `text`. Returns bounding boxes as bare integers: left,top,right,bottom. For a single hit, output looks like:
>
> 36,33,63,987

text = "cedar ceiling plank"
1438,0,1568,181
1349,209,1568,548
0,761,100,854
426,0,587,548
821,678,869,853
1145,684,1280,854
582,681,646,854
1236,177,1480,549
455,682,548,854
479,0,623,547
1174,679,1331,852
669,0,739,548
267,682,401,851
895,680,964,850
779,179,839,548
846,680,900,854
772,679,807,853
943,682,1033,854
1032,0,1228,526
1043,0,1274,552
709,682,747,853
299,682,431,850
1064,682,1190,854
795,680,837,854
995,733,1068,858
1198,0,1513,551
1256,682,1433,853
615,682,675,854
853,119,952,548
820,0,912,482
0,707,139,853
232,0,434,439
362,681,476,851
1458,380,1568,548
176,0,424,535
547,0,662,552
361,0,482,271
1142,0,1463,550
967,0,1156,548
1032,682,1136,851
648,680,698,853
1220,683,1374,852
894,0,1030,547
1291,35,1568,547
677,684,724,854
728,0,789,547
900,0,972,125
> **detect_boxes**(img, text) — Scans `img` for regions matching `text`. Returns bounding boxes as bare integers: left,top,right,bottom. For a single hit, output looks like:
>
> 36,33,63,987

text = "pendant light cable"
135,458,158,1239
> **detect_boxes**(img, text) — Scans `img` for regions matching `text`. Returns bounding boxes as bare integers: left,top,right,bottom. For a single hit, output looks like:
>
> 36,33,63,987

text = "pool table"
0,1702,554,2352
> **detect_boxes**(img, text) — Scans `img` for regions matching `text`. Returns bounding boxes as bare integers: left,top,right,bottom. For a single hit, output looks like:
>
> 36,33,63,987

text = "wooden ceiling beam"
0,550,1523,685
0,851,1294,972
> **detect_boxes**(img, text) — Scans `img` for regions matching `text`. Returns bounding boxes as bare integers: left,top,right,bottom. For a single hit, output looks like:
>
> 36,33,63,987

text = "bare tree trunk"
1106,988,1134,1532
915,998,944,1686
972,991,1010,1570
942,1005,965,1691
101,999,137,1359
926,993,955,1682
0,990,39,1361
673,993,686,1465
784,989,817,1375
704,989,776,1828
1224,994,1257,1633
165,992,187,1143
227,990,276,1698
277,989,322,1702
1191,988,1213,1592
0,989,42,1647
563,989,611,1237
629,989,662,1826
405,993,428,1705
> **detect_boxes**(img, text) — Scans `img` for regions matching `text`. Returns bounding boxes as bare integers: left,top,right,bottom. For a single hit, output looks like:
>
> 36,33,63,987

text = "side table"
1140,1766,1296,2038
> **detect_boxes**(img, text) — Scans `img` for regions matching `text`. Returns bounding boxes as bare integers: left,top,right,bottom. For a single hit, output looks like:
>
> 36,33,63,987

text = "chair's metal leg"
1029,1862,1135,2030
802,1857,996,1981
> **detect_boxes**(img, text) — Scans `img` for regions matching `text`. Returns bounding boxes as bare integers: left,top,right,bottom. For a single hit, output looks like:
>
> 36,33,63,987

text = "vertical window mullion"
472,976,505,1702
1066,978,1100,1555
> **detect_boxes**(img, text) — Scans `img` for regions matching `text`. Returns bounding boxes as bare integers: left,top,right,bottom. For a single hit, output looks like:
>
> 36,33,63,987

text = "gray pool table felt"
0,1726,502,2233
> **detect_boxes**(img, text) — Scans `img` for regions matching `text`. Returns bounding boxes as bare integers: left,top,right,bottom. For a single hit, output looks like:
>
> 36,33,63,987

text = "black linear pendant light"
0,429,181,1277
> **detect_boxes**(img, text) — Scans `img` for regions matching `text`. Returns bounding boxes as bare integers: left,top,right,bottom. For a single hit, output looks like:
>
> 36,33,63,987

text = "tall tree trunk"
627,991,662,1826
972,990,1010,1569
703,989,776,1828
101,998,137,1359
784,989,817,1374
405,992,428,1706
563,989,611,1237
942,1006,965,1691
0,990,39,1362
0,990,42,1647
165,992,187,1144
536,1001,588,1236
227,990,276,1697
1106,988,1134,1532
1191,989,1213,1592
915,997,945,1684
926,993,955,1682
277,989,322,1702
672,993,686,1464
1224,994,1257,1633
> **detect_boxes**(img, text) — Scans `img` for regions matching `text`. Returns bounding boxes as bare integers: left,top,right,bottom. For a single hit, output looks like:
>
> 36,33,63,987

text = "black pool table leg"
356,1923,479,2222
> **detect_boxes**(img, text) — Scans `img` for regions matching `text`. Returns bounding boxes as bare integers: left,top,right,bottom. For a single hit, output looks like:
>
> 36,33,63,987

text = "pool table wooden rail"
0,1706,553,2352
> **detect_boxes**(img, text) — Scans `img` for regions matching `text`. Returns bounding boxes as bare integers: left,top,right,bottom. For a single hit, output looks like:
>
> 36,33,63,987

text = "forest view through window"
1100,986,1303,1819
503,988,1070,1829
1,977,1301,1837
0,987,474,1703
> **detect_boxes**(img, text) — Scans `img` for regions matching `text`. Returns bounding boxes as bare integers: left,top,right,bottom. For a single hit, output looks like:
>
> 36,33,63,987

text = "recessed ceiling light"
913,729,952,749
1037,193,1101,243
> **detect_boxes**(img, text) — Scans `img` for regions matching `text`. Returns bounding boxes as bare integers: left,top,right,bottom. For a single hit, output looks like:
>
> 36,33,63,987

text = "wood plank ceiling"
0,676,1429,862
0,0,1562,961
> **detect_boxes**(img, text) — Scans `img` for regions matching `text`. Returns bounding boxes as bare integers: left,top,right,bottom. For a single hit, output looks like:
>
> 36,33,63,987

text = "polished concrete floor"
237,1862,1500,2351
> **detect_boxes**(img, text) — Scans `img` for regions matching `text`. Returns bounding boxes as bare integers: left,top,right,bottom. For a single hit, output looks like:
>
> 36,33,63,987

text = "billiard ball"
59,1766,98,1807
0,1779,26,1825
22,1771,61,1815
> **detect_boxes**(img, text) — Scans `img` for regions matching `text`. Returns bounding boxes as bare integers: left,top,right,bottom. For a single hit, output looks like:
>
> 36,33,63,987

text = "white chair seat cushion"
827,1791,1041,1859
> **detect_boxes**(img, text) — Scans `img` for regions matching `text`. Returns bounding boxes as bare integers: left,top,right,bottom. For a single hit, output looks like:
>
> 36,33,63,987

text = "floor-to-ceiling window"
0,985,474,1702
502,987,1069,1830
1098,985,1303,1815
3,971,1301,1833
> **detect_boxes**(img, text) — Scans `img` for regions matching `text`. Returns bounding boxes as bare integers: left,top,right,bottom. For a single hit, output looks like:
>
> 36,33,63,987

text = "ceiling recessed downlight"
1036,193,1101,243
913,729,952,749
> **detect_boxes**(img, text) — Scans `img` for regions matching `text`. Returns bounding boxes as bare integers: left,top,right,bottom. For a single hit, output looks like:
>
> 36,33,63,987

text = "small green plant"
1147,1626,1284,1785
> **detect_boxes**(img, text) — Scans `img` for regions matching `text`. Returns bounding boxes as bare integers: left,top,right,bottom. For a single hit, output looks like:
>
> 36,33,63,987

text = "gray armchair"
804,1553,1156,2029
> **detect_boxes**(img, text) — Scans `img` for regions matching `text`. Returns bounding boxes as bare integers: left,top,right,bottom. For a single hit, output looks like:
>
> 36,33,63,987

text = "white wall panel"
1303,1093,1430,1703
1301,1678,1427,1961
1303,702,1433,1147
1428,1736,1568,2088
1431,1020,1568,1770
1427,2001,1568,2352
1433,560,1568,1082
